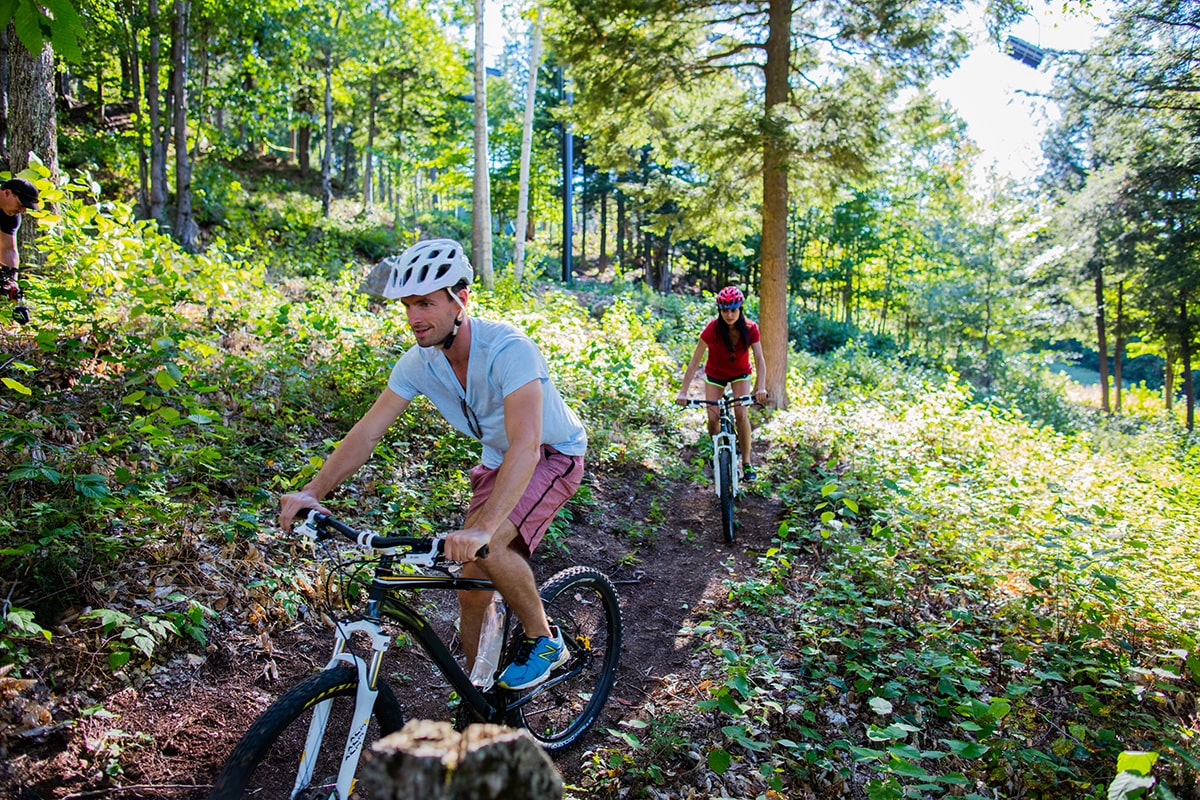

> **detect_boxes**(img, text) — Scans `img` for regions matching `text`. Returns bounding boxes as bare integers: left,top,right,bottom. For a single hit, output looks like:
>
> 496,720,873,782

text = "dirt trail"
2,463,785,799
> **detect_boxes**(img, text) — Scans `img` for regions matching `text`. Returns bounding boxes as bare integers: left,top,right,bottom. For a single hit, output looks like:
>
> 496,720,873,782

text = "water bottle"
469,592,506,690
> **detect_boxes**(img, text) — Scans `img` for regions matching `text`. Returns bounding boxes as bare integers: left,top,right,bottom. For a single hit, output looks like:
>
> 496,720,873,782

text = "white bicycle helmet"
382,239,473,301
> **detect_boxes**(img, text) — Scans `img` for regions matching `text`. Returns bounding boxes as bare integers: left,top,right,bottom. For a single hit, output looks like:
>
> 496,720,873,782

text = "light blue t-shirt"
388,317,587,469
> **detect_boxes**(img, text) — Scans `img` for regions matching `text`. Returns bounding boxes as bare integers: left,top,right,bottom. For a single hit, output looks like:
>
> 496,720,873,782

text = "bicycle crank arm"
501,660,590,712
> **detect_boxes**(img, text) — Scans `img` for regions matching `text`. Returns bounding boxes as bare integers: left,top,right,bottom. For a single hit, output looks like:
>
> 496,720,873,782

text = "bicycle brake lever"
295,510,323,542
399,539,488,567
400,537,443,568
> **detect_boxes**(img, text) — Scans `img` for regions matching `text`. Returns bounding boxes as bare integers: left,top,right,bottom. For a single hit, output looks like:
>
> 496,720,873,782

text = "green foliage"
1,0,84,62
974,352,1087,433
193,164,414,278
6,162,1200,799
588,340,1198,797
0,185,712,678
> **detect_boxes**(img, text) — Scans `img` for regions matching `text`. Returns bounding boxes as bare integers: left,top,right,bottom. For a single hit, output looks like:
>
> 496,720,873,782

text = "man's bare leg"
458,517,550,668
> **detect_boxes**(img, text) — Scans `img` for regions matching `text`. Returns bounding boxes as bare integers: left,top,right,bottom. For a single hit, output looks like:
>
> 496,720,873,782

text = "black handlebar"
300,510,489,561
681,394,758,408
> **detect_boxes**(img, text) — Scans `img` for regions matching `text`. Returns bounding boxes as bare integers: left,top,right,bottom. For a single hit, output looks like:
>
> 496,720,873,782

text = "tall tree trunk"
341,133,353,189
599,187,608,270
1113,279,1125,413
171,0,197,250
657,229,672,291
472,0,493,288
1092,262,1110,413
757,0,791,409
147,0,166,224
1164,346,1175,411
512,6,542,282
363,75,378,210
0,28,10,163
320,12,340,218
192,18,207,161
1181,296,1194,431
119,0,150,216
6,25,58,265
295,86,313,176
616,190,625,266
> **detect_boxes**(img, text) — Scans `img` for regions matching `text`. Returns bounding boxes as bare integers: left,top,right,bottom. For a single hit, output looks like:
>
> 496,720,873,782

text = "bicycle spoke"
515,567,623,752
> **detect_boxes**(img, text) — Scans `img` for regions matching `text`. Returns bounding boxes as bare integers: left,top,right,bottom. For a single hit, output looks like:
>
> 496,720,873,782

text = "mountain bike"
681,392,755,544
208,510,623,800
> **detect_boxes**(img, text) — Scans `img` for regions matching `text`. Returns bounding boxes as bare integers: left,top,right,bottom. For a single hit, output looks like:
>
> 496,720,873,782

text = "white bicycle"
208,510,623,799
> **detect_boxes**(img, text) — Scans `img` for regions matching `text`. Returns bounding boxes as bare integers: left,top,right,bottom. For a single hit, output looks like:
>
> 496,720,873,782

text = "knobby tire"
208,666,405,800
511,566,623,752
718,447,735,543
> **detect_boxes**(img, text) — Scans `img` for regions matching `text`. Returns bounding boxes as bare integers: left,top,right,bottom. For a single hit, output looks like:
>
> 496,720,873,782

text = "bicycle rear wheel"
513,566,623,752
718,447,735,543
209,666,405,800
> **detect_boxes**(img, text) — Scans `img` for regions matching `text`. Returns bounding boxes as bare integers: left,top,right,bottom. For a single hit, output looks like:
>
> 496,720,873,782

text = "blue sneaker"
496,627,569,690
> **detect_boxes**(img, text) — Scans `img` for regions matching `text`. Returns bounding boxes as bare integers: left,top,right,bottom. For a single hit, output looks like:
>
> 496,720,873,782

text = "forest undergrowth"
1,177,1198,798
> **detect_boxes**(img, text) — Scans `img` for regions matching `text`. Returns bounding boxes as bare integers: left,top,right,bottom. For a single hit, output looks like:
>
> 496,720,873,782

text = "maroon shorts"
466,446,584,557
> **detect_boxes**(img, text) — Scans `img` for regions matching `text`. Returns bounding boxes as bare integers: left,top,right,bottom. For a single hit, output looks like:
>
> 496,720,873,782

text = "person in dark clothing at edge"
0,178,40,325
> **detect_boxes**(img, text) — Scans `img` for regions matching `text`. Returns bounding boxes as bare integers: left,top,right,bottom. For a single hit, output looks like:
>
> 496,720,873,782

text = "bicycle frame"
712,403,739,499
684,392,752,497
300,560,589,799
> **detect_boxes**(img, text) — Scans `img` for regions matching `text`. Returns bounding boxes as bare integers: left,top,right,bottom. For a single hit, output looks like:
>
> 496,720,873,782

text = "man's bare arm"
278,388,411,530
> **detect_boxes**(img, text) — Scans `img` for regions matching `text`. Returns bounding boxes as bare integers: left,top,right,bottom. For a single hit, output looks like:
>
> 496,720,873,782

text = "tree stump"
361,719,563,800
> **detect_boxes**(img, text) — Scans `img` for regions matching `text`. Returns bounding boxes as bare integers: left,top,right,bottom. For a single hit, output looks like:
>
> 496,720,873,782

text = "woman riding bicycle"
675,286,768,481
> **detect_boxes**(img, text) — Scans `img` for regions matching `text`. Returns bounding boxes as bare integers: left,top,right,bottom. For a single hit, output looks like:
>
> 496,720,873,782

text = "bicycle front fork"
712,431,738,497
302,619,390,799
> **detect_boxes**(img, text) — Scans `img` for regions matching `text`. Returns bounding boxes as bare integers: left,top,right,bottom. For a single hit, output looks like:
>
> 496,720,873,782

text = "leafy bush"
965,351,1087,433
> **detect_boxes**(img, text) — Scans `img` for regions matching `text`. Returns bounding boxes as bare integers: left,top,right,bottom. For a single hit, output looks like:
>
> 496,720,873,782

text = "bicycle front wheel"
718,447,735,543
514,566,623,752
209,666,406,800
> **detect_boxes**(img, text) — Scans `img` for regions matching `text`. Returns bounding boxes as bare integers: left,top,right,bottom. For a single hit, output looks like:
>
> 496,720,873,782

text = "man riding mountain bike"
278,238,587,690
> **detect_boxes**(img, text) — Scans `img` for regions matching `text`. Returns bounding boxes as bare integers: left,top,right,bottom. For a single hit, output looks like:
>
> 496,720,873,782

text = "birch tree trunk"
1093,263,1110,414
471,0,493,288
320,9,341,218
363,75,378,211
171,0,198,250
512,6,543,282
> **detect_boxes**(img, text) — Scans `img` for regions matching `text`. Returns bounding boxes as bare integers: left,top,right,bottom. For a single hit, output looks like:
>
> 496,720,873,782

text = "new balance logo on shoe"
496,627,569,690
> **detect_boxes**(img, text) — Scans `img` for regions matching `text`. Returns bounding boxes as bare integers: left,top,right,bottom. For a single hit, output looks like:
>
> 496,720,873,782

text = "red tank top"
700,318,759,381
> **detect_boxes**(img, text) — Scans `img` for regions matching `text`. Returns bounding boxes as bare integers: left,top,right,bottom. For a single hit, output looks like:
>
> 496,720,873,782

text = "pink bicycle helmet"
716,286,744,310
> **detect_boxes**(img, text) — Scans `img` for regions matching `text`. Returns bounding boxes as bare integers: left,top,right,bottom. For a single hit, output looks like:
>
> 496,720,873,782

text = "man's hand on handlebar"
674,391,688,407
443,527,492,563
278,490,331,532
753,389,768,404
